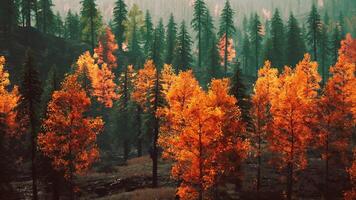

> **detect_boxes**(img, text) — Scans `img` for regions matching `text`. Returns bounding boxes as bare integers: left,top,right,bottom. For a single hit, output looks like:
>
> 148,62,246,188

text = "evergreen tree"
165,14,177,65
206,34,221,82
18,50,43,200
250,13,263,76
142,10,154,60
80,0,103,51
174,21,193,73
286,13,305,67
268,9,285,70
53,12,64,37
319,22,329,85
191,0,207,69
0,0,18,33
152,18,165,67
218,0,236,76
202,9,214,66
307,4,322,61
125,4,144,67
241,33,251,75
113,0,127,52
38,0,54,34
331,25,341,64
64,10,81,41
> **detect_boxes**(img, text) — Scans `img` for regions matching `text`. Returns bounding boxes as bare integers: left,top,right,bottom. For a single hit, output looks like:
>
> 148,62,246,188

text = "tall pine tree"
250,13,263,76
307,4,322,61
142,10,154,60
38,0,54,34
113,0,127,52
286,13,305,67
174,21,193,73
152,19,165,67
218,0,236,76
268,9,285,70
80,0,102,51
165,14,177,65
191,0,207,69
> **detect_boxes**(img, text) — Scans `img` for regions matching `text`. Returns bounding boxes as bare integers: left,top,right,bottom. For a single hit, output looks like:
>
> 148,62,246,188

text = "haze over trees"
0,0,355,199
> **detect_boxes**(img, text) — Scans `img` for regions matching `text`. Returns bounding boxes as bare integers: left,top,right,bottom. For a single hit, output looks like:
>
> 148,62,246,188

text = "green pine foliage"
307,4,322,61
165,14,177,65
191,0,207,69
113,0,128,52
80,0,103,50
286,13,305,67
174,21,193,73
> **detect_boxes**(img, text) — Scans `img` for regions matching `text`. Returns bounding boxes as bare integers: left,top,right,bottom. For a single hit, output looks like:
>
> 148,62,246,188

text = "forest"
0,0,355,199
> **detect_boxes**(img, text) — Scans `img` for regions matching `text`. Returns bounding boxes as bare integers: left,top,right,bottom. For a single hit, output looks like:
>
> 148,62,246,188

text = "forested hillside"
0,0,355,200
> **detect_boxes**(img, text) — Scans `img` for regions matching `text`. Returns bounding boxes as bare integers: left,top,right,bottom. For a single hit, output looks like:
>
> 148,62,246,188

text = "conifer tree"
174,21,193,73
206,34,221,82
18,50,43,200
64,10,80,41
268,9,285,70
307,4,322,61
331,24,341,64
241,33,251,75
191,0,207,69
80,0,103,51
152,18,165,67
113,0,127,52
0,0,18,33
165,14,177,65
319,22,329,84
38,0,54,33
219,0,236,76
286,13,305,67
142,10,154,60
202,9,214,66
250,13,263,76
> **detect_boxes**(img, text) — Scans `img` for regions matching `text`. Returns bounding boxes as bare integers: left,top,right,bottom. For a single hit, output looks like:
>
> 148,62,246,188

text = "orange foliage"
339,33,356,64
269,54,320,183
317,38,355,164
38,74,103,179
91,63,120,108
344,148,356,200
218,34,236,66
94,27,119,69
0,57,20,137
159,74,248,199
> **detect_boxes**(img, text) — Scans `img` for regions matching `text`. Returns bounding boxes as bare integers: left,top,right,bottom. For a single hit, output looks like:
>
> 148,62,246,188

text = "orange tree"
0,56,20,186
38,74,103,198
94,27,119,69
344,148,356,200
269,54,321,200
159,72,249,200
250,60,279,191
317,34,355,193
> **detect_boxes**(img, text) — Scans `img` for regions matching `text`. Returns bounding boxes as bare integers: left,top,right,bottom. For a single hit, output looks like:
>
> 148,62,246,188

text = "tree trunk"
224,32,228,76
198,124,203,200
257,130,261,192
152,117,159,187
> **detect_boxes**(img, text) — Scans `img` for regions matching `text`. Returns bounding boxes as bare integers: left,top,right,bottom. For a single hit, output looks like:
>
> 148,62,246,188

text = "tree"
307,4,322,61
319,22,329,85
344,148,356,200
218,0,236,75
218,34,236,75
17,50,42,200
0,0,18,33
268,9,285,70
286,13,305,67
250,13,263,76
53,12,65,37
64,10,81,41
152,18,165,67
125,4,144,67
38,0,54,34
165,14,177,65
159,74,249,200
141,10,154,60
0,56,20,194
202,9,214,67
269,54,321,200
113,0,127,52
241,33,251,75
174,21,193,73
116,65,135,160
250,61,279,191
80,0,103,51
317,35,355,194
38,74,104,199
94,27,119,69
191,0,207,69
206,34,221,82
330,24,341,64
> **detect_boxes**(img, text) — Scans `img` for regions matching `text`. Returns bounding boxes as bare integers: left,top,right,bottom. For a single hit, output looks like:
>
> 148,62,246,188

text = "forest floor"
9,153,349,200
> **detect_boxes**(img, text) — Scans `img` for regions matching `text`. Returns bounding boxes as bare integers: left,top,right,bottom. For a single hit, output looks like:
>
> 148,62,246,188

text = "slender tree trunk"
224,32,228,76
152,71,160,188
287,128,295,200
30,101,38,200
198,13,201,69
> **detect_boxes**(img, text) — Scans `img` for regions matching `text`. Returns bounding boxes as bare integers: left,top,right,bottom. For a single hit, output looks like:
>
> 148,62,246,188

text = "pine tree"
206,33,221,82
219,0,236,76
0,0,18,33
53,12,64,37
250,13,263,76
307,4,322,61
319,22,329,85
241,33,251,75
80,0,103,51
113,0,127,52
191,0,207,69
152,18,165,67
38,0,54,34
286,13,305,67
202,9,214,66
64,10,80,41
18,50,43,200
331,24,341,64
268,9,285,70
174,21,193,73
142,10,154,60
165,14,177,65
125,4,144,67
